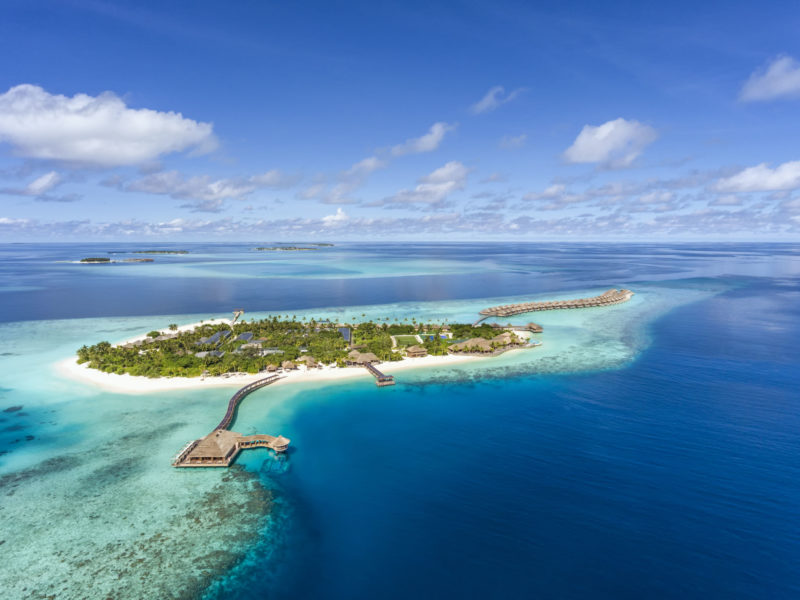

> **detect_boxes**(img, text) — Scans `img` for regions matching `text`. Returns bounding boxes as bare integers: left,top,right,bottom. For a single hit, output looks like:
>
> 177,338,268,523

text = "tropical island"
79,257,154,263
131,250,189,254
76,317,539,378
253,246,319,251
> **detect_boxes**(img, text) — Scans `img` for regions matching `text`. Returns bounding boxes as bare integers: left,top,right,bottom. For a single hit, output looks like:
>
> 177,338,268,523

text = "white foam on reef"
0,280,724,598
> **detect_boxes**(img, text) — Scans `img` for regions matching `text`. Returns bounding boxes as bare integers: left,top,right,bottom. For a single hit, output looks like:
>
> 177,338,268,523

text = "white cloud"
391,122,455,156
563,118,657,168
322,207,348,226
344,156,386,177
298,183,326,200
0,217,29,225
710,195,743,206
470,86,524,114
179,198,225,213
123,169,295,201
0,169,77,201
0,84,216,167
499,133,527,149
525,184,566,200
715,161,800,192
383,161,469,208
25,171,61,195
740,56,800,102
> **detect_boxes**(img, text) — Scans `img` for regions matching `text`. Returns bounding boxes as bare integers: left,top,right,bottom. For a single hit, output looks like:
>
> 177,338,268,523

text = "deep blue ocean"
1,242,798,599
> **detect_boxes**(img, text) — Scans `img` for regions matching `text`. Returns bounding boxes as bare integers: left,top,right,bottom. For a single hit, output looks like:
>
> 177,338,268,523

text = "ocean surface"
0,242,798,599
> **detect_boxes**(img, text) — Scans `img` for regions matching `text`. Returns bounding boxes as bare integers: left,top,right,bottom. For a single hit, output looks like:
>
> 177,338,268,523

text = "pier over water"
475,288,633,324
173,374,290,468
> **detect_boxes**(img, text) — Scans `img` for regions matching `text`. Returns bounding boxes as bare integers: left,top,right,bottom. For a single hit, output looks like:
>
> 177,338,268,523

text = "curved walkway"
173,374,289,468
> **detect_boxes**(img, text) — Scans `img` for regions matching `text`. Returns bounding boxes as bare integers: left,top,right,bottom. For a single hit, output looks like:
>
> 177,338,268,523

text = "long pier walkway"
173,374,290,468
364,362,395,387
475,288,633,325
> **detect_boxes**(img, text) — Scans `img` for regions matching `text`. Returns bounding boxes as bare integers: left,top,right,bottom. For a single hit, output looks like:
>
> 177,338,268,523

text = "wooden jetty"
173,374,290,468
364,362,395,387
474,288,633,324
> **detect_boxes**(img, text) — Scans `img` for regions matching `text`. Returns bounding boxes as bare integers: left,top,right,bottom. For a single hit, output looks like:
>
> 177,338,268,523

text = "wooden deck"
364,362,395,386
474,288,633,324
172,374,290,468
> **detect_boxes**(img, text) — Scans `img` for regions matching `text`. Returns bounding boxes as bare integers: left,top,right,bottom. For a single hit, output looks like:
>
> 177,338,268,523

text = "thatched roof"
358,352,379,364
187,430,238,460
492,332,516,345
406,345,427,356
450,337,493,352
281,360,296,370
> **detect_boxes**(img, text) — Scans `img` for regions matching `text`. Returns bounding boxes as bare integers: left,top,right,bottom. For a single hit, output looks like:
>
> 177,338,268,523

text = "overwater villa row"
477,288,634,320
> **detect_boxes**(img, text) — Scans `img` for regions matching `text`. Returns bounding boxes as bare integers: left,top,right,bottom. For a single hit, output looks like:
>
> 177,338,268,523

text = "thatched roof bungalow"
281,360,297,370
405,345,428,358
449,337,493,353
296,355,318,367
346,350,380,365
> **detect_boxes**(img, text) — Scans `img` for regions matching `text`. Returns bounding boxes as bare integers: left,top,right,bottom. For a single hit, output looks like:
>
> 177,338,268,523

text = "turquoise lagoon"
1,243,799,599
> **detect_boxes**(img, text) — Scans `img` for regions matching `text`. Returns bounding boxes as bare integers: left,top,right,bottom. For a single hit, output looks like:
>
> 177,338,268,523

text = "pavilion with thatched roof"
449,337,493,353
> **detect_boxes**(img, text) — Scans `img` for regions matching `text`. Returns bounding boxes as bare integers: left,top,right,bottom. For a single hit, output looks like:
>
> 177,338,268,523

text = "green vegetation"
80,257,111,263
76,318,521,378
253,246,317,251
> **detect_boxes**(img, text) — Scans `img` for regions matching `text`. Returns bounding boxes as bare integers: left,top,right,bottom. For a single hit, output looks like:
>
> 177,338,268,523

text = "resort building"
346,350,380,365
405,345,428,358
449,337,494,354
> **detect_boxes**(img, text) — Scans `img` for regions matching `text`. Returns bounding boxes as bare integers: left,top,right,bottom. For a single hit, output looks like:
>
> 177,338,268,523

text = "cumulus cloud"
391,122,455,156
322,207,350,227
381,161,469,208
119,169,297,202
715,161,800,192
563,118,657,168
0,84,216,167
470,86,524,114
740,56,800,102
499,133,527,149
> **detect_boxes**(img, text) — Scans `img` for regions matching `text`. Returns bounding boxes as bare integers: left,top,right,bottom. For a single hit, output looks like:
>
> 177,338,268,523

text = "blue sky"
1,0,800,241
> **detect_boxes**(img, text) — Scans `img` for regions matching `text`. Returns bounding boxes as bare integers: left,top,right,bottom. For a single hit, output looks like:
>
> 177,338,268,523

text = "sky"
1,0,800,241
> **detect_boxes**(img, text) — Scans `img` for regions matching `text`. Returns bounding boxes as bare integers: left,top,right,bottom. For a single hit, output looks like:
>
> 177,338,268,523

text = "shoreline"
54,319,529,394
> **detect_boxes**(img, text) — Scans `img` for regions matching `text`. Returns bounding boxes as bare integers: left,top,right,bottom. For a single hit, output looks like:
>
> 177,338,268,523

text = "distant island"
253,246,317,251
79,257,154,264
132,250,189,254
75,317,539,378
